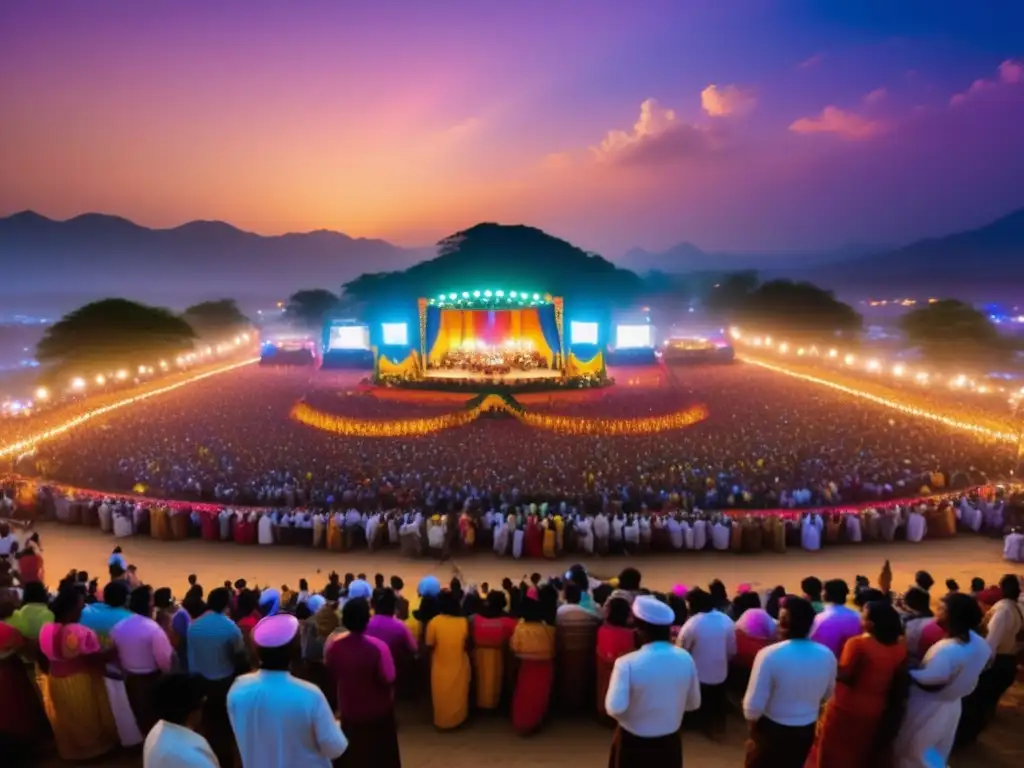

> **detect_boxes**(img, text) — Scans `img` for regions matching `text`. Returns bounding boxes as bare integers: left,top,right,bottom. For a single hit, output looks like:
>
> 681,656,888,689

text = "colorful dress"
596,624,636,718
510,621,556,735
472,615,517,709
425,615,470,729
0,623,48,755
37,622,118,761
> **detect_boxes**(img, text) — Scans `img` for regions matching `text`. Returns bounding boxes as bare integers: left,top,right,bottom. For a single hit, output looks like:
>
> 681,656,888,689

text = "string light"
0,358,259,459
741,356,1018,443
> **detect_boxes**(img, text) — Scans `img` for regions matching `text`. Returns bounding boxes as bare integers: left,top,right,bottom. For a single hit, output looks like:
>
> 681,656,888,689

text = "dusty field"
27,525,1024,767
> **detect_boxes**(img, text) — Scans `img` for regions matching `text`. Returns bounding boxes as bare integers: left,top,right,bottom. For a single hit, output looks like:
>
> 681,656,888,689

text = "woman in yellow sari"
37,588,118,762
472,592,517,710
425,590,470,730
510,594,557,735
542,518,557,559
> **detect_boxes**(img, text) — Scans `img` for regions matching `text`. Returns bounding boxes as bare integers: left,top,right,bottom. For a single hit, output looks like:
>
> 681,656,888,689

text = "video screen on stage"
328,325,370,351
615,324,652,349
381,322,409,346
570,321,599,345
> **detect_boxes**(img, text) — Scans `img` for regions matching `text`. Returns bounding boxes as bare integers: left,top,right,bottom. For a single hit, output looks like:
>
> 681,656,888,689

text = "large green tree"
183,299,250,338
899,299,1004,366
285,289,340,328
37,298,197,382
734,279,862,340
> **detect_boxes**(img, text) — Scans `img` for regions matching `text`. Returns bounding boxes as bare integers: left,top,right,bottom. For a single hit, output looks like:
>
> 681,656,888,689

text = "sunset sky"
2,1,1023,256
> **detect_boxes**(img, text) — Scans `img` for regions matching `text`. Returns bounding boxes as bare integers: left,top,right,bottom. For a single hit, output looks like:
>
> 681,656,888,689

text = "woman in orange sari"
425,590,471,730
37,588,119,762
472,591,517,711
810,600,908,768
596,597,636,719
510,594,556,735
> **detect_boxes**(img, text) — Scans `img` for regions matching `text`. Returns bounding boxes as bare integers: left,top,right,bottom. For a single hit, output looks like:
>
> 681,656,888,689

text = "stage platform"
423,368,561,384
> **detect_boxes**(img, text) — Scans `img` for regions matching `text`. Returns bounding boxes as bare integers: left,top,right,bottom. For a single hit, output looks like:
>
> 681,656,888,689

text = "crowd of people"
9,365,1017,514
0,530,1021,767
437,347,549,375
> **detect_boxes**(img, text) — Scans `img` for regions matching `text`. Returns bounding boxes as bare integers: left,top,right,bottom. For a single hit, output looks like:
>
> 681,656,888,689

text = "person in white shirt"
677,587,736,738
144,674,219,767
743,596,836,768
893,592,993,768
227,614,348,768
606,595,700,767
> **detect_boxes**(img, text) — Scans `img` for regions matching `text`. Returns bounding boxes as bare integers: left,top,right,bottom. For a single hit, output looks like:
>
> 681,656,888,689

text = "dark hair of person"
206,587,231,614
77,570,89,583
390,575,404,592
943,592,982,642
113,546,123,554
823,579,850,605
109,563,126,580
946,579,960,593
781,596,816,640
342,598,371,633
569,565,589,592
257,642,295,671
538,584,558,624
234,579,247,591
223,580,232,590
153,674,205,725
298,578,309,592
592,583,613,606
564,583,582,605
765,586,786,619
235,589,259,619
865,601,903,645
686,587,713,614
294,602,311,620
343,573,354,586
969,577,985,593
708,579,729,610
154,587,173,610
103,580,130,608
356,573,367,582
323,583,341,603
437,589,462,617
668,594,688,626
501,577,513,592
129,585,152,616
606,597,632,627
853,587,887,608
22,581,49,605
182,585,207,619
483,590,507,618
374,573,385,589
732,591,761,620
618,568,642,592
902,586,932,616
999,574,1021,601
521,596,544,623
373,588,397,617
51,587,84,624
413,595,440,624
187,574,197,586
801,577,822,602
915,570,935,592
529,573,542,586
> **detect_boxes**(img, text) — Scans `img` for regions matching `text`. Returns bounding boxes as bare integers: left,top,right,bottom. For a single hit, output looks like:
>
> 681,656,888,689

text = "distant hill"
620,241,881,275
0,210,430,311
802,208,1024,300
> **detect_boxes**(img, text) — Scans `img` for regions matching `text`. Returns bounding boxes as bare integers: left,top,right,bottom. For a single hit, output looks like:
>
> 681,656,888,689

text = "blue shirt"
187,611,245,681
80,603,133,642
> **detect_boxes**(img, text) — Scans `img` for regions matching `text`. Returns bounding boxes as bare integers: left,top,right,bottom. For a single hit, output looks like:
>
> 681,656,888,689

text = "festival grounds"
36,525,1024,768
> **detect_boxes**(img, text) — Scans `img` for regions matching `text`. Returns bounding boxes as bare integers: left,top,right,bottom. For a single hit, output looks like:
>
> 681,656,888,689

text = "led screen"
381,322,409,346
615,324,652,349
570,321,599,345
328,325,370,350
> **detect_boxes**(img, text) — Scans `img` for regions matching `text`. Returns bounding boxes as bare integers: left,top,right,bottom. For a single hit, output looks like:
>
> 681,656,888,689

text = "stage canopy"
423,289,563,366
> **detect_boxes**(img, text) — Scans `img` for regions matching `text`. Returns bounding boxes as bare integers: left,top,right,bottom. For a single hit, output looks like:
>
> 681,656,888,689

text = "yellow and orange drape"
428,309,553,365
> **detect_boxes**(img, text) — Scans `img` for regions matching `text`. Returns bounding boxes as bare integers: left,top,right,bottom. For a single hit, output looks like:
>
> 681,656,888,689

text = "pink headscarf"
671,584,688,598
735,608,777,640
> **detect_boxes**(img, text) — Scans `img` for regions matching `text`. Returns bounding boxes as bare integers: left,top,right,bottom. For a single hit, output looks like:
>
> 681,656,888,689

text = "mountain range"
1,207,1023,312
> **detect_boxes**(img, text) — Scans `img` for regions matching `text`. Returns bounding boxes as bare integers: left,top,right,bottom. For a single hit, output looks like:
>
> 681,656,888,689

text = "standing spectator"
678,587,736,739
324,598,401,768
424,589,470,731
742,596,836,768
143,674,219,767
227,614,348,768
605,596,701,767
810,579,862,658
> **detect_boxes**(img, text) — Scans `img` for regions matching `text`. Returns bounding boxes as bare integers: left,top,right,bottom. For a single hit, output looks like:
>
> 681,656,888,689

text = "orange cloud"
950,58,1023,106
789,106,887,140
591,98,720,167
700,84,756,117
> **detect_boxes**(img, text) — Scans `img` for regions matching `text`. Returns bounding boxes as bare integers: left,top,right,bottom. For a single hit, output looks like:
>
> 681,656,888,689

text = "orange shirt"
831,634,907,717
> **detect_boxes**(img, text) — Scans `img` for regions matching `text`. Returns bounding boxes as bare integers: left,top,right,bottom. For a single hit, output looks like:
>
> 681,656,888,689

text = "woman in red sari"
472,591,517,711
524,515,544,559
510,594,556,735
595,597,636,720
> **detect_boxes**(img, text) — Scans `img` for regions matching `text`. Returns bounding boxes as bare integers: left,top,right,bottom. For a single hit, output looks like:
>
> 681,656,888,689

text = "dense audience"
0,532,1021,767
13,365,1016,512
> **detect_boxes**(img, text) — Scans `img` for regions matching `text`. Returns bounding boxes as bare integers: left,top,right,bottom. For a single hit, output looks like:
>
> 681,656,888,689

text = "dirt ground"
26,524,1024,766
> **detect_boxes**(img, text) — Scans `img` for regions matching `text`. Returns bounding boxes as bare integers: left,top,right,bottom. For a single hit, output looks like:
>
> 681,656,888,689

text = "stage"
424,367,562,384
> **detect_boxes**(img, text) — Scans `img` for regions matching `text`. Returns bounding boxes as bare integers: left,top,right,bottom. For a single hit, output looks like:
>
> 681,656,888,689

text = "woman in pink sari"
37,588,118,762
